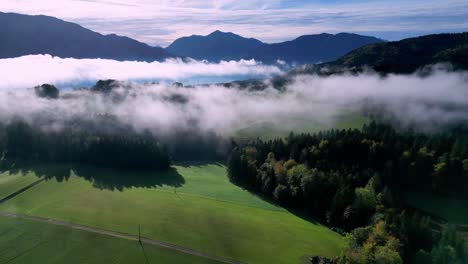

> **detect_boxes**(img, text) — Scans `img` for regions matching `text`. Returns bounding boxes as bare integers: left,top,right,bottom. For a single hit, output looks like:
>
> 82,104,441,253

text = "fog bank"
0,59,466,137
0,55,283,88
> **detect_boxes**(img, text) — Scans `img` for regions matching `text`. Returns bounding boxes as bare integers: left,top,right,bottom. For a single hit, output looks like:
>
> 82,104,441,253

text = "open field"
0,172,39,198
0,164,344,264
234,112,368,140
0,214,221,264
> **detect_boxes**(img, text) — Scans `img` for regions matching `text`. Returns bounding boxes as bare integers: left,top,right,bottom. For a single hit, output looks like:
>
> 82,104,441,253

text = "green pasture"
0,164,344,264
0,214,220,264
234,112,367,140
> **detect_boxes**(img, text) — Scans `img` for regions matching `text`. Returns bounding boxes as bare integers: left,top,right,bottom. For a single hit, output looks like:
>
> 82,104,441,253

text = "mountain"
0,12,384,64
0,12,170,61
166,31,384,64
166,30,265,61
326,32,468,73
250,33,385,64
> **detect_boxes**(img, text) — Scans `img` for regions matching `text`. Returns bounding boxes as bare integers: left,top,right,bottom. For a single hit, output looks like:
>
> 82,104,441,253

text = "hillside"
326,32,468,73
0,12,170,61
166,31,384,64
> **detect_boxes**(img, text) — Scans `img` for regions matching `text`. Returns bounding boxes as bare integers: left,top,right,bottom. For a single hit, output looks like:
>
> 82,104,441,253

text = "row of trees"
0,121,171,170
227,122,467,263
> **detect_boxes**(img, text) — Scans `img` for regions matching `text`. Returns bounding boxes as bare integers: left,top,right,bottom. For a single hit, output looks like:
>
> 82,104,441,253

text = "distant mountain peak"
166,30,264,61
206,30,254,40
0,12,170,61
209,30,225,35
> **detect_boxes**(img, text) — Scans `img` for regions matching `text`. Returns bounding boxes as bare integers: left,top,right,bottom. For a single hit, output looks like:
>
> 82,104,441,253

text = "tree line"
0,120,171,170
227,122,467,263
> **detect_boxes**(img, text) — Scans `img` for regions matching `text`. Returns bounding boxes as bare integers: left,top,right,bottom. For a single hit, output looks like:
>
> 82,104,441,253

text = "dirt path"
0,211,242,264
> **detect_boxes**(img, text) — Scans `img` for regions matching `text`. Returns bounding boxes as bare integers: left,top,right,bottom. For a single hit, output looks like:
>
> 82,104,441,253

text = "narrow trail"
0,211,242,264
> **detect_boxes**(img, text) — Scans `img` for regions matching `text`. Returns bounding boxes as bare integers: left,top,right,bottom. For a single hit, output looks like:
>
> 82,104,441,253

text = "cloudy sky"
1,0,467,46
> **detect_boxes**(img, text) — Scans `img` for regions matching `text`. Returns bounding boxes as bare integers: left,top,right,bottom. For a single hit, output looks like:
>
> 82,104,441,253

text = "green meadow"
234,112,368,140
0,214,219,264
0,164,344,264
0,171,39,198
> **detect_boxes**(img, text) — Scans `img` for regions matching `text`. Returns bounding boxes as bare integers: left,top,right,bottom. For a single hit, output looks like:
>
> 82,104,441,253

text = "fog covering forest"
0,63,467,168
1,64,468,133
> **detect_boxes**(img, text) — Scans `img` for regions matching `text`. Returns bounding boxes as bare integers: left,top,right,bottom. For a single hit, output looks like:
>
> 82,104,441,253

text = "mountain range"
167,31,385,64
0,12,170,61
3,11,465,71
0,12,383,64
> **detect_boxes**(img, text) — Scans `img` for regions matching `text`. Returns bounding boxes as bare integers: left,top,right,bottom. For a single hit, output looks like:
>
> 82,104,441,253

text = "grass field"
234,112,368,140
0,164,344,264
0,171,39,198
0,215,220,264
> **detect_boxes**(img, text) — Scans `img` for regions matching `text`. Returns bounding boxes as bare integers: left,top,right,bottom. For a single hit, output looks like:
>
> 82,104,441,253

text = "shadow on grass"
0,161,185,192
233,183,321,225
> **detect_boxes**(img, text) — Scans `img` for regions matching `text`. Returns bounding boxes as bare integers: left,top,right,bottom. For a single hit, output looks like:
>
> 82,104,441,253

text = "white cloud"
0,58,466,136
0,55,282,89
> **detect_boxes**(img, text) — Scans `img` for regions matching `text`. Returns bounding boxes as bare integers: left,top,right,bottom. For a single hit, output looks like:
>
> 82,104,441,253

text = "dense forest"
228,122,467,263
329,32,468,73
0,120,171,170
0,120,230,170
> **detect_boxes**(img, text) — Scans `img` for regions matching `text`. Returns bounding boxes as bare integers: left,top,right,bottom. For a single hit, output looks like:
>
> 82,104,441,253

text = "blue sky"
1,0,467,46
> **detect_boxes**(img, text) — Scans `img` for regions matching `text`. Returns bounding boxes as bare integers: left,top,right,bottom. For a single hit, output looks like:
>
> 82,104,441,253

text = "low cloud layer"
291,70,468,129
0,62,467,139
0,55,282,89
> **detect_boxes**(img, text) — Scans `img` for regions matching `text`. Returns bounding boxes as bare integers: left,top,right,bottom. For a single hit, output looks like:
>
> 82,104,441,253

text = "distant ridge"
0,12,385,65
167,31,384,64
325,32,468,73
0,12,170,61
